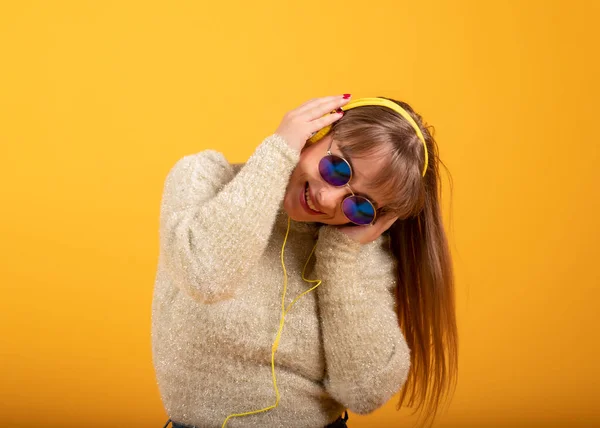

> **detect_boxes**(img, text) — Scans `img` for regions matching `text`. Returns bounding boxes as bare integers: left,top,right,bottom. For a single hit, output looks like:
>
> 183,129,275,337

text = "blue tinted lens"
319,155,351,187
342,196,376,225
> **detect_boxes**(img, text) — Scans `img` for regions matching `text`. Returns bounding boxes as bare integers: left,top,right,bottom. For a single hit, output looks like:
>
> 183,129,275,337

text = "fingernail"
343,94,351,99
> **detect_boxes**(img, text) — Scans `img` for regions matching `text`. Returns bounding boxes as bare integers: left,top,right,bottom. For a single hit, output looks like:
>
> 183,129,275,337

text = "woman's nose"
316,186,348,213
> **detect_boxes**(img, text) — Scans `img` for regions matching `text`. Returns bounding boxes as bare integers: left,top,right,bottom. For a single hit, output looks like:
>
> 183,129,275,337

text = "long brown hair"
329,97,458,427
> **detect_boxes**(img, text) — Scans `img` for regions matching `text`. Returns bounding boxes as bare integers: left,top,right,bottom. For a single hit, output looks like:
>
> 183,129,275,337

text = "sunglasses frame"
318,139,378,226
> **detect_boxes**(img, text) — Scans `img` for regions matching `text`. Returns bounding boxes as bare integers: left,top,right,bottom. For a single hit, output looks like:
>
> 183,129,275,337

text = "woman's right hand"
274,94,352,153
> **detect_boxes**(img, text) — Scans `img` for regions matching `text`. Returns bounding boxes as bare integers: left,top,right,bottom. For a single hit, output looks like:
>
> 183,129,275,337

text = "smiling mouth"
304,182,323,214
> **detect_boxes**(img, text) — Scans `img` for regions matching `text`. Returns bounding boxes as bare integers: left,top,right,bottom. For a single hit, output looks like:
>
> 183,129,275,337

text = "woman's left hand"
334,212,399,245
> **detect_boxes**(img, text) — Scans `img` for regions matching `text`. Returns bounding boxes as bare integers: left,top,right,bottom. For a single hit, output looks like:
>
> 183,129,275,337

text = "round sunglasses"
317,142,378,226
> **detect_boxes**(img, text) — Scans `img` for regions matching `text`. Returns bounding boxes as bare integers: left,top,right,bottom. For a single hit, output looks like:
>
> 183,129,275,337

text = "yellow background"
1,1,598,427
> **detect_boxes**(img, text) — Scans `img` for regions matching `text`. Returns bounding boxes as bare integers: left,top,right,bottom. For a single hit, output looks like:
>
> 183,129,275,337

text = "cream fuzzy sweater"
151,134,411,427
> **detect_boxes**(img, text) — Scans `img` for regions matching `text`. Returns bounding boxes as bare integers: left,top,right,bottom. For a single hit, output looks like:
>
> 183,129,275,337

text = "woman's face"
283,134,389,225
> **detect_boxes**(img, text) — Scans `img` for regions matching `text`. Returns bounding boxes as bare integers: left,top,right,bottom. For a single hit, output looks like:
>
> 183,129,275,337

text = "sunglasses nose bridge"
317,183,351,211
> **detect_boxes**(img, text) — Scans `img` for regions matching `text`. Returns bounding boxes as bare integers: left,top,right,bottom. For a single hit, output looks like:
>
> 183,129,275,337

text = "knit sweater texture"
151,134,411,427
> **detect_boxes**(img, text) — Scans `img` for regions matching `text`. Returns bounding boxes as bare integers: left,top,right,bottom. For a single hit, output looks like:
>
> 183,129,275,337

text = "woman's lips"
300,182,322,215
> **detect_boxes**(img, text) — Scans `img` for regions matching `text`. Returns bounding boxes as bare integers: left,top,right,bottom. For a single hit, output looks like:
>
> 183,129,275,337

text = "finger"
287,97,329,118
308,108,345,134
296,94,351,119
295,97,319,110
294,96,338,115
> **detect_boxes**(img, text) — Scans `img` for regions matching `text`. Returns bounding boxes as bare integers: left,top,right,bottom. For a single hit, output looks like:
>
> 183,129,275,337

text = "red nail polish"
343,94,351,99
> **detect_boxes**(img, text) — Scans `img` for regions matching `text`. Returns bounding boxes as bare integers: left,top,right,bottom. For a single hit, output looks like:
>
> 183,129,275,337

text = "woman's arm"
159,134,299,303
314,226,411,414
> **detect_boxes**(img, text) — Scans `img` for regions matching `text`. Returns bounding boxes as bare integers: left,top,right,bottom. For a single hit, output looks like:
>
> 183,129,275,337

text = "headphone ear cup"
307,125,332,144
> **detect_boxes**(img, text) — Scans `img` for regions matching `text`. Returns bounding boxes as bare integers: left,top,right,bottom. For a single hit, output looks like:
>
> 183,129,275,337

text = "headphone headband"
308,97,429,177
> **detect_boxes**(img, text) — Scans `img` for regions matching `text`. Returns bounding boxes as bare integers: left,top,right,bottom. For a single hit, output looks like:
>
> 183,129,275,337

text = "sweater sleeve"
158,134,299,303
314,225,411,415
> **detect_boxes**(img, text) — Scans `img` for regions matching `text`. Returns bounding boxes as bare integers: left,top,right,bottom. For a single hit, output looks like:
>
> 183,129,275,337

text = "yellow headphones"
221,97,426,427
308,97,429,177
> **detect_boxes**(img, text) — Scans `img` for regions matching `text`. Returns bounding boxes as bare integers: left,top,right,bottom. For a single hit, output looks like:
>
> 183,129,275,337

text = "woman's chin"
286,209,309,223
283,204,312,223
282,197,302,221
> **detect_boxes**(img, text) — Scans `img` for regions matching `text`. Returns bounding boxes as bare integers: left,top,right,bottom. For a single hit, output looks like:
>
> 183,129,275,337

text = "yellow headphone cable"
221,215,321,427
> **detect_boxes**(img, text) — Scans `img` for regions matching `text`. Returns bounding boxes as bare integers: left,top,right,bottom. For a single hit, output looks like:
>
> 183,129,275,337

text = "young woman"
151,95,458,428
